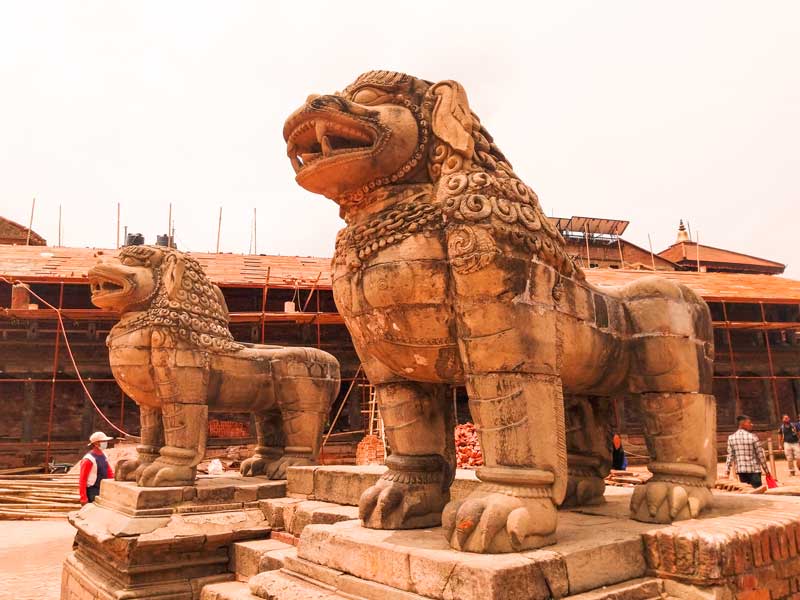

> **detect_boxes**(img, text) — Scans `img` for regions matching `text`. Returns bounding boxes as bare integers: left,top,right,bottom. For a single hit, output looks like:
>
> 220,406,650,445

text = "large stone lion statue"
88,245,340,487
284,71,716,553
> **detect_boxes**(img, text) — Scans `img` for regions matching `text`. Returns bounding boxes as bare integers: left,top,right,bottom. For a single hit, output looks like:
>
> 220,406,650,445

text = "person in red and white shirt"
79,431,115,505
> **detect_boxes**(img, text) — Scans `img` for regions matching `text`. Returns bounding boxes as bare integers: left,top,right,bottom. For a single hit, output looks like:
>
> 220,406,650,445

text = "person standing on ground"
611,432,627,470
779,414,800,477
79,431,114,505
723,415,771,488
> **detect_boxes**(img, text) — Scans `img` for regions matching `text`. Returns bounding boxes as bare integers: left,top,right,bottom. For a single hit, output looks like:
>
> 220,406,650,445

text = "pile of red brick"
355,434,385,465
455,423,483,469
208,419,250,438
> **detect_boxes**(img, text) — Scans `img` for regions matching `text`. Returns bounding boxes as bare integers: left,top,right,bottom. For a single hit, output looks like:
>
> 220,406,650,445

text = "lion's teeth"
315,121,327,143
321,135,332,156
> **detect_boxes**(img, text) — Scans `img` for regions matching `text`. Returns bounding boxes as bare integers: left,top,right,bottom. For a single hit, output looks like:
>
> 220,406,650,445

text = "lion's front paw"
240,455,270,477
137,460,196,487
561,475,606,508
442,486,557,553
630,480,712,523
115,457,152,482
258,455,312,480
359,477,448,530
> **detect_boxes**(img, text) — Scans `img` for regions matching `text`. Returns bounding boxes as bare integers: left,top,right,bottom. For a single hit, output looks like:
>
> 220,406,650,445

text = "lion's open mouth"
285,115,376,174
90,280,123,295
87,268,129,300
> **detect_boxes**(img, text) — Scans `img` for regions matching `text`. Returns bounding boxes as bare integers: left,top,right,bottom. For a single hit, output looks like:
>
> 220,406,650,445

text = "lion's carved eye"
351,88,383,105
120,256,141,267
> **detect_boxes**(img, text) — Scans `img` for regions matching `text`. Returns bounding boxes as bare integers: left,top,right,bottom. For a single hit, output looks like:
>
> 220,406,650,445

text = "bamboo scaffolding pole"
321,365,364,452
216,207,222,253
26,197,35,245
301,272,323,312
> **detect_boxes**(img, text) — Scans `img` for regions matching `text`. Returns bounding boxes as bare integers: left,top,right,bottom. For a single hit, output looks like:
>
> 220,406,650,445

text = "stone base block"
61,477,280,600
286,465,479,506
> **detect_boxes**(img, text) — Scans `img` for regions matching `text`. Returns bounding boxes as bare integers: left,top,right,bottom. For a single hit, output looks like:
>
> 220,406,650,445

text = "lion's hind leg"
240,409,285,478
630,392,716,523
624,278,716,523
269,347,339,480
562,395,611,508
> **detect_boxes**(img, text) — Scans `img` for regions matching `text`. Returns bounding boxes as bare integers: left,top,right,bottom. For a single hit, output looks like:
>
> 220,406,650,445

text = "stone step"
201,581,262,600
565,578,665,600
249,570,353,599
259,497,359,536
230,539,296,580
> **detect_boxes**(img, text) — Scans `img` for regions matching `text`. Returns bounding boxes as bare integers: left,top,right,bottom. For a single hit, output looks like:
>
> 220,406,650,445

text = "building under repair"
0,219,797,468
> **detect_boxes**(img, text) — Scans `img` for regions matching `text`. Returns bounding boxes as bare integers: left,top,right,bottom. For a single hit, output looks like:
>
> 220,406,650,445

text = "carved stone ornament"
284,70,716,553
89,245,340,487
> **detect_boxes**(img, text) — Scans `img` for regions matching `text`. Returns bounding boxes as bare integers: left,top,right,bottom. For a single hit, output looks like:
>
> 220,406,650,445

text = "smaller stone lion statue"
88,245,340,487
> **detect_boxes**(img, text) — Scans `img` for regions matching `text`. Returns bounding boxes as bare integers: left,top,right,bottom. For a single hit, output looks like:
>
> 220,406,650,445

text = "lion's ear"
162,253,185,299
429,80,475,157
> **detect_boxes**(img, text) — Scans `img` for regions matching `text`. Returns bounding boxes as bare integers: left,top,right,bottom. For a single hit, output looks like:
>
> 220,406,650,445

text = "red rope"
2,276,131,437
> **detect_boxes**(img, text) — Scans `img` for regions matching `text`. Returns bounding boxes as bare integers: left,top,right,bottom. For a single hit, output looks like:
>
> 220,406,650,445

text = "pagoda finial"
677,220,690,243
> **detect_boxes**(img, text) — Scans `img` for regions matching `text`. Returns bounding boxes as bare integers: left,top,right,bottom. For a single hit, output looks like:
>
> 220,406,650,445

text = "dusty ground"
0,519,75,600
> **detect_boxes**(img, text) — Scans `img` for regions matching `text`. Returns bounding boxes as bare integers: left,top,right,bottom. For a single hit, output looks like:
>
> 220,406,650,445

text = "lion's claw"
137,461,195,487
115,457,151,482
630,480,711,523
359,477,447,530
561,475,606,508
240,455,270,477
443,487,557,553
265,455,312,480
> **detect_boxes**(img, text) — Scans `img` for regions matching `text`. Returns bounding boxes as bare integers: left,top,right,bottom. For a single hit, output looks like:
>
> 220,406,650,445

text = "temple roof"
658,240,785,274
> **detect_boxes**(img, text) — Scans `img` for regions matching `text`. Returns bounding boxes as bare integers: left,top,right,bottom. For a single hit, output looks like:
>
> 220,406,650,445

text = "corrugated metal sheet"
0,245,798,302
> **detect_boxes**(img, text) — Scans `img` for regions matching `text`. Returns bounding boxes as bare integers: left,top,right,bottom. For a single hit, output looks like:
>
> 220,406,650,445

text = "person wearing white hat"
79,431,115,505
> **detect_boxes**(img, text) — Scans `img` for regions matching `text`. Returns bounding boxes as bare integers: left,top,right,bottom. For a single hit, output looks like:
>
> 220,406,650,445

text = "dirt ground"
0,519,75,600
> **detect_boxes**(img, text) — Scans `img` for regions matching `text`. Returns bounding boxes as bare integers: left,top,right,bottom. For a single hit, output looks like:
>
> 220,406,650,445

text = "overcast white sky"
1,1,797,275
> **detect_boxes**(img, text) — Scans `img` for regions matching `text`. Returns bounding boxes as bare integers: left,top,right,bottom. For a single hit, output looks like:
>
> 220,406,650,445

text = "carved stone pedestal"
61,476,286,600
239,487,800,600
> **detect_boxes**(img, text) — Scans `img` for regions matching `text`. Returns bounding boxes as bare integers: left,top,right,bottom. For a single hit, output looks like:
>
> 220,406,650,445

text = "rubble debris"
355,434,385,465
605,470,651,487
455,423,483,469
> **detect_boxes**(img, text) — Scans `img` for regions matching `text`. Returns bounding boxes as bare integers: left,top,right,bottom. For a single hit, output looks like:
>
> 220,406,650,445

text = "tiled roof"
584,269,800,303
0,246,331,289
0,245,799,303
